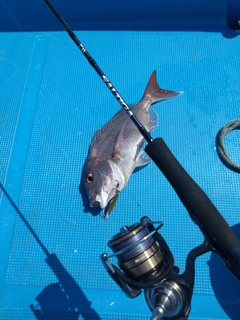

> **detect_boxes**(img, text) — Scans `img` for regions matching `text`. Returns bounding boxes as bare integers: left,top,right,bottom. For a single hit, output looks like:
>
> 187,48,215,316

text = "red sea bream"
83,71,181,209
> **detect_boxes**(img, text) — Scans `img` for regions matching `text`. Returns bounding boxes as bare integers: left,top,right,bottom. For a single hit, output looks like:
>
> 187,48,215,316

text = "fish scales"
82,71,181,210
92,108,145,159
90,109,128,156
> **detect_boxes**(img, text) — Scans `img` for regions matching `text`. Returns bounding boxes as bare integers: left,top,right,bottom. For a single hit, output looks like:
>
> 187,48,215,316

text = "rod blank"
44,0,153,143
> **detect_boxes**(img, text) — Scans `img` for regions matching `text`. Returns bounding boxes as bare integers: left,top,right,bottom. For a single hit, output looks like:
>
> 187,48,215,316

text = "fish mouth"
89,195,108,209
91,200,101,208
90,200,107,210
89,194,103,208
89,185,118,210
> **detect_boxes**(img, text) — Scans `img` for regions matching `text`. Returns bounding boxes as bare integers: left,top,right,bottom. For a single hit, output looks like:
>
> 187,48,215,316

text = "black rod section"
44,0,153,143
145,138,240,280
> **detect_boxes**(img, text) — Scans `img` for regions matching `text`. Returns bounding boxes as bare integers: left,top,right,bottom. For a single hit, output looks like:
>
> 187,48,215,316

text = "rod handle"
145,138,240,254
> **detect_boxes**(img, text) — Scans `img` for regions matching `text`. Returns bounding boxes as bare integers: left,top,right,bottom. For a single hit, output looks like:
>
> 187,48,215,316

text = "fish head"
83,158,121,209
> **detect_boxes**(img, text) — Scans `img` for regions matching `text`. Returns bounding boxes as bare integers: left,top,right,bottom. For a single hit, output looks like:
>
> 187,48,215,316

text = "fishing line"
0,182,50,257
107,224,162,260
44,0,153,143
1,0,23,31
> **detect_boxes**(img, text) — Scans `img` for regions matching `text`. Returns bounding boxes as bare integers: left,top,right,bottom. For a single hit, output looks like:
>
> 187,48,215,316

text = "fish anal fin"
142,71,182,104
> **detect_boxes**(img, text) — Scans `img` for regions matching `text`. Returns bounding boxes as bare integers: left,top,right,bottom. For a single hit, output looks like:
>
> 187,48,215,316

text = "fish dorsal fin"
90,107,132,149
142,71,181,104
90,116,120,148
90,128,102,148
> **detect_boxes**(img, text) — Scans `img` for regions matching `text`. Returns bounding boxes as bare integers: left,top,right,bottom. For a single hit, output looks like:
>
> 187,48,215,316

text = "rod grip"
145,138,240,253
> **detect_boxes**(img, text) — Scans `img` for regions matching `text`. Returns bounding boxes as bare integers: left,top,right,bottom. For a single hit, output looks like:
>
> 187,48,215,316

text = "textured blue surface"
0,1,240,319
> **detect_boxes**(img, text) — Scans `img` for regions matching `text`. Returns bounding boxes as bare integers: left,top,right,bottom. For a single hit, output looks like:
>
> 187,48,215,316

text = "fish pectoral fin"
134,151,152,172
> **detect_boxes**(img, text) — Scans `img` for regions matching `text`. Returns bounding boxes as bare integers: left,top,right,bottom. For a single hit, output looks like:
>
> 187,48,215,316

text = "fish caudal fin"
142,71,182,104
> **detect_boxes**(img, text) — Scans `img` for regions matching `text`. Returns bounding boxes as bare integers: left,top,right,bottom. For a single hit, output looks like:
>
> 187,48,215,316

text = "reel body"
101,217,193,319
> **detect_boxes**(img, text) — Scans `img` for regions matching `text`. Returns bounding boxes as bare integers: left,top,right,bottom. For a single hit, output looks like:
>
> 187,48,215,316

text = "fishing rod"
45,1,240,318
44,0,153,144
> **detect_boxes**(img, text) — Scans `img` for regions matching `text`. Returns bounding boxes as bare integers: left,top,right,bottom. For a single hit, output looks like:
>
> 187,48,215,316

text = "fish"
83,71,181,210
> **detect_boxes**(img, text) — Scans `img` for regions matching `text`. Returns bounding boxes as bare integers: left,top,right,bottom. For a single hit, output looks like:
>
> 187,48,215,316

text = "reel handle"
145,138,240,280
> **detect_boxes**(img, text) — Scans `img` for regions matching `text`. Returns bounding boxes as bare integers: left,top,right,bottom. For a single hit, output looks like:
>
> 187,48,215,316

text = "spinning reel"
101,217,191,319
101,215,239,320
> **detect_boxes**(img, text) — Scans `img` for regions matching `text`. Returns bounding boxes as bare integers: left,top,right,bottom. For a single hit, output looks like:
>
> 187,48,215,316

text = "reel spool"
108,220,165,279
101,217,175,295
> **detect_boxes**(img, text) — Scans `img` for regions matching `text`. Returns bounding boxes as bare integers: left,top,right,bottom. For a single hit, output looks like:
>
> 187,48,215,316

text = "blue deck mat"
0,11,240,320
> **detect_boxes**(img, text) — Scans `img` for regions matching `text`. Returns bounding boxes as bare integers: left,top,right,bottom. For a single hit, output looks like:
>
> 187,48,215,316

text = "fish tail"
142,71,182,104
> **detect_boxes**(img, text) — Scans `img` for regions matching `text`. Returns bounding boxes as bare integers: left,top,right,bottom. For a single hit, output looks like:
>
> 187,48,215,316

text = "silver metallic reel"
99,215,224,319
106,219,166,279
145,281,189,320
101,217,193,319
101,216,225,319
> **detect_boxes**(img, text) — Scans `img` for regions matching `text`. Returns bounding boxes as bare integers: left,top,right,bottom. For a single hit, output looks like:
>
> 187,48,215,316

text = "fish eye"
85,173,93,184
